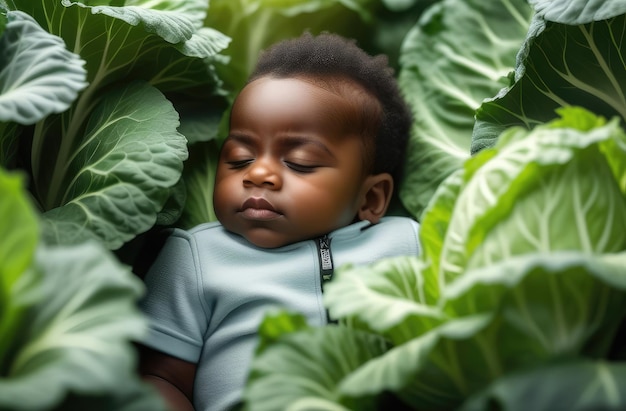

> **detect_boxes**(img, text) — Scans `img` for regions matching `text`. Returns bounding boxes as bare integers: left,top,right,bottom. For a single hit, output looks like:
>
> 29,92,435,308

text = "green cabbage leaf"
471,0,626,153
398,0,533,218
0,167,165,411
460,360,626,411
1,0,230,249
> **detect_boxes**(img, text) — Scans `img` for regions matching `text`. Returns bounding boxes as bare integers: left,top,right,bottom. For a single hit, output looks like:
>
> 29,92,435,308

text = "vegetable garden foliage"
397,0,535,220
471,0,626,154
242,1,626,411
0,168,167,410
0,0,230,250
2,0,626,410
204,0,377,94
0,0,229,408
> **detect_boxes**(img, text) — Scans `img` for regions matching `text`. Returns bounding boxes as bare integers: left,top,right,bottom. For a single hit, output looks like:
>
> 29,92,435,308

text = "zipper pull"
316,234,334,284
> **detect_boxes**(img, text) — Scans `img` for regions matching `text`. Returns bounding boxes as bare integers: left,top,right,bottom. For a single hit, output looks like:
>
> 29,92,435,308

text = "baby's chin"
233,227,306,249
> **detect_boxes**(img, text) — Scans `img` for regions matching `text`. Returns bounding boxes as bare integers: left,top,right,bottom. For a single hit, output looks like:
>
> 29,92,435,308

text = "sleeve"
138,229,208,363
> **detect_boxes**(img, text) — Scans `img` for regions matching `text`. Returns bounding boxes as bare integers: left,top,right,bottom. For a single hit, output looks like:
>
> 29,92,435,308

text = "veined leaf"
529,0,626,24
434,111,626,287
41,82,188,249
0,11,87,125
174,26,231,59
339,252,626,410
245,325,388,411
324,256,443,341
460,359,626,411
74,2,232,66
398,0,533,218
0,241,150,410
43,1,228,89
418,168,465,293
472,12,626,153
338,314,494,410
466,145,626,268
11,1,228,103
5,1,228,249
63,0,206,42
444,252,626,356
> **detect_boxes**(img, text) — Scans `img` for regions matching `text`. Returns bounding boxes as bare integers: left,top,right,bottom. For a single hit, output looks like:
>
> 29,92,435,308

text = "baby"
138,32,419,411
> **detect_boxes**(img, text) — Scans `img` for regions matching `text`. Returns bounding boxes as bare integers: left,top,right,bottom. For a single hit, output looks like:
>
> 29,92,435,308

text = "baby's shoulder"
369,216,419,237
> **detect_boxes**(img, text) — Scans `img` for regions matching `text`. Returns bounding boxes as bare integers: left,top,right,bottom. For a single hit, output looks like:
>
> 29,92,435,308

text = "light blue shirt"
139,216,420,411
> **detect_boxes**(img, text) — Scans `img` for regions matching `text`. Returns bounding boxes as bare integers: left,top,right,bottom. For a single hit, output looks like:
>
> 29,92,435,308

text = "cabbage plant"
242,0,626,409
398,0,534,219
0,0,230,250
0,167,167,410
0,1,230,408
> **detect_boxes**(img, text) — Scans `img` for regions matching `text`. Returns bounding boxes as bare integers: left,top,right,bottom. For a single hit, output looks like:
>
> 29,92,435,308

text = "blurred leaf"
460,359,626,411
177,140,220,229
0,168,39,369
0,241,149,411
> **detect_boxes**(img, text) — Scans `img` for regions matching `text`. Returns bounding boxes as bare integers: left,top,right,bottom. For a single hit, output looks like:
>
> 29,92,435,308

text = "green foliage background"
1,0,626,410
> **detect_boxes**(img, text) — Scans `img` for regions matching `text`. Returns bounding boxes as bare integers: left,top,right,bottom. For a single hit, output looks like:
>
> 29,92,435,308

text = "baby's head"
213,32,412,248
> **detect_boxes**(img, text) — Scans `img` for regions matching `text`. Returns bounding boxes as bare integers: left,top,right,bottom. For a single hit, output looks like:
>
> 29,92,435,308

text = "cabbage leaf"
397,0,533,219
40,81,187,249
0,167,165,410
472,2,626,153
460,360,626,411
1,0,230,249
244,312,389,411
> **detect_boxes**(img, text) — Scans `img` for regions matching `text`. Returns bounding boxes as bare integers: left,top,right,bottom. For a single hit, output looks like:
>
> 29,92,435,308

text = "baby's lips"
240,197,277,212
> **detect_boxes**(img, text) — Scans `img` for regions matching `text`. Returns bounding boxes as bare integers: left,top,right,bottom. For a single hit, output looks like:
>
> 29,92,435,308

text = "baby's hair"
248,32,412,187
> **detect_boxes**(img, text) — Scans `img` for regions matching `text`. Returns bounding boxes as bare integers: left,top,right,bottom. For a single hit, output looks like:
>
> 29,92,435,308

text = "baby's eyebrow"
277,135,335,157
225,133,256,146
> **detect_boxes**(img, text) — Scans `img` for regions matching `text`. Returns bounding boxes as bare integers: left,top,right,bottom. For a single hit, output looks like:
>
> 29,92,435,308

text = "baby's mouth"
239,197,282,220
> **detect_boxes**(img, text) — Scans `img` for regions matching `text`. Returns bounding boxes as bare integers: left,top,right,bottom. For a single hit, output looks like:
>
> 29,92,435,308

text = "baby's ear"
357,173,393,224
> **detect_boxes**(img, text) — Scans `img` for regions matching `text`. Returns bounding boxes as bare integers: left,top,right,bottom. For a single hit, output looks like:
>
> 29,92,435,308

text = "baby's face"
213,77,371,248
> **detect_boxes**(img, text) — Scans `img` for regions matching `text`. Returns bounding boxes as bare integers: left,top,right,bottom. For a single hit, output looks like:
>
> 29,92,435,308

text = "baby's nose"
243,159,282,189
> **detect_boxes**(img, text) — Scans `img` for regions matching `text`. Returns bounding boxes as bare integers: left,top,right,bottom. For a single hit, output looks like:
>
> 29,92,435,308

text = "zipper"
316,234,336,324
316,234,334,286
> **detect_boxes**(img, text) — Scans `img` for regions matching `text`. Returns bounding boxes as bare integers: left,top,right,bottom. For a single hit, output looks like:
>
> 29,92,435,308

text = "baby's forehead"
296,74,374,102
291,75,382,126
236,75,382,140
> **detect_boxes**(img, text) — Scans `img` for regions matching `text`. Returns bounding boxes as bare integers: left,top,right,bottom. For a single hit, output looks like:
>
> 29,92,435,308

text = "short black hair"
248,32,412,187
